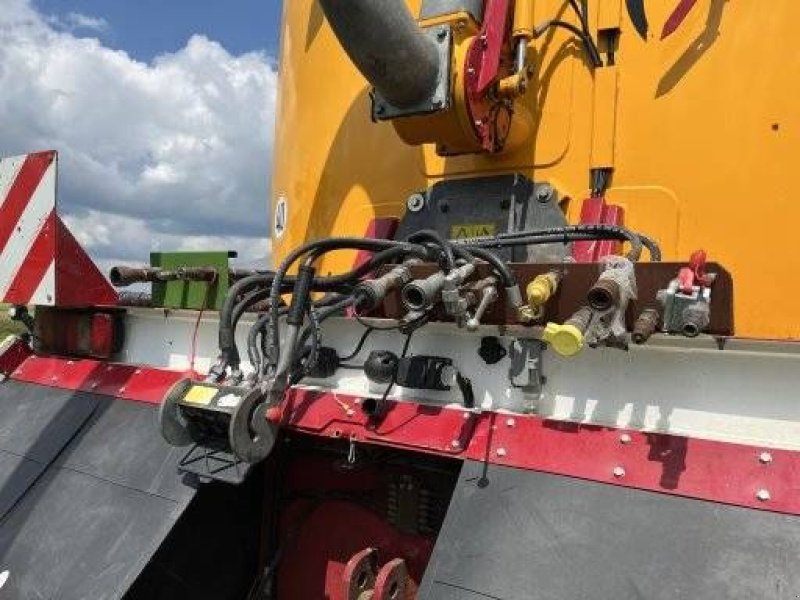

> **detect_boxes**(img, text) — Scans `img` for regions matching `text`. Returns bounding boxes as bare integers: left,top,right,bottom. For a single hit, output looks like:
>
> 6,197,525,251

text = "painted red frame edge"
1,340,797,517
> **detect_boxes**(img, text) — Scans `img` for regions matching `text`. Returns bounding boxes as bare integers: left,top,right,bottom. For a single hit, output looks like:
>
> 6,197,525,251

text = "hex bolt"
756,489,771,502
506,418,516,427
619,433,632,444
759,451,773,464
496,448,507,457
536,185,553,203
450,440,461,449
406,193,425,213
612,466,626,478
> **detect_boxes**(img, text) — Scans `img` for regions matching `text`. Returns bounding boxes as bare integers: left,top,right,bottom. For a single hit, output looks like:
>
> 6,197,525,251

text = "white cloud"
47,12,110,34
0,0,276,266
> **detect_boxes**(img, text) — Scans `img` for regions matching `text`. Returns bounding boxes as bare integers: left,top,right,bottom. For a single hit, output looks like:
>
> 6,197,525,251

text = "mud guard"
419,460,800,599
0,380,196,599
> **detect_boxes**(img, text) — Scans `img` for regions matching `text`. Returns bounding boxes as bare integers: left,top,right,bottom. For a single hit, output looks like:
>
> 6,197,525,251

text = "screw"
496,448,507,457
463,411,471,420
437,28,447,41
536,185,554,203
759,451,773,464
612,466,626,478
756,489,771,502
406,193,425,213
134,369,142,375
450,440,461,450
51,376,58,382
90,382,98,389
346,409,355,417
506,418,516,427
119,386,126,394
619,433,632,444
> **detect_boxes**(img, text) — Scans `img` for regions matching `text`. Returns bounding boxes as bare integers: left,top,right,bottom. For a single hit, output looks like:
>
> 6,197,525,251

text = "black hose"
457,224,653,262
267,238,428,373
464,246,516,288
534,19,603,68
218,243,428,374
406,230,456,271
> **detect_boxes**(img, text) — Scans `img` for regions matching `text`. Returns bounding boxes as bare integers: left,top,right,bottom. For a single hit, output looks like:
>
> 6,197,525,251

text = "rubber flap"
0,380,195,599
419,460,800,599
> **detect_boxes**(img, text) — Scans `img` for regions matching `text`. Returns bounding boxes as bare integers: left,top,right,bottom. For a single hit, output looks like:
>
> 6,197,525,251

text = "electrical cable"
534,19,603,68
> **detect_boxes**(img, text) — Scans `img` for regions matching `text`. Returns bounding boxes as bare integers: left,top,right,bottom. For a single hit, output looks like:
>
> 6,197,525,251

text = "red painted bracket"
572,196,625,262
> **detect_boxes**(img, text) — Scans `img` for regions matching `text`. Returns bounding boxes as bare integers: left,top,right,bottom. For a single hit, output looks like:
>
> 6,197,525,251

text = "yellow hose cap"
542,322,584,357
527,279,551,306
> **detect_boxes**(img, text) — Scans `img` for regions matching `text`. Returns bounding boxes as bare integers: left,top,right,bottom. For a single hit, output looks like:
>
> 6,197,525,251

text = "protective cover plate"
419,461,800,599
0,380,196,599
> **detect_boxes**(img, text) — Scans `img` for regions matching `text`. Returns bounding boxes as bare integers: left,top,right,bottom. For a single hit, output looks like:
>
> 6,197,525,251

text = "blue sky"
33,0,284,60
0,0,282,268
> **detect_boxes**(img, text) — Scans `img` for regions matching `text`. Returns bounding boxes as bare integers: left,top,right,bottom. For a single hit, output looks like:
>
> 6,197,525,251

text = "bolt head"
759,451,773,464
619,433,632,445
450,440,461,449
406,193,425,213
612,466,626,478
536,185,554,203
506,418,516,427
437,28,447,41
756,489,771,502
496,447,507,457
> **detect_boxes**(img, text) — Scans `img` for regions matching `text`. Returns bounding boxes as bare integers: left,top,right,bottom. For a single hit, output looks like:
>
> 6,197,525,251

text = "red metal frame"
6,348,186,404
4,343,798,517
279,388,800,516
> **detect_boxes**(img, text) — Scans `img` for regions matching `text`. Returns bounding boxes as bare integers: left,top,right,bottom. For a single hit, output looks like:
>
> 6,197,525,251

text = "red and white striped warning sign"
0,151,117,307
0,151,57,305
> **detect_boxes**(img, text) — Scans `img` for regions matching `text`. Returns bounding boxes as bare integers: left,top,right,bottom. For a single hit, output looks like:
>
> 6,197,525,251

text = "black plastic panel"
420,461,800,599
0,380,196,599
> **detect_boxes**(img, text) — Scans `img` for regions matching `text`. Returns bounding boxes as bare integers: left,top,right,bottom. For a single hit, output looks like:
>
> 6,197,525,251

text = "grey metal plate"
0,380,196,599
419,461,800,599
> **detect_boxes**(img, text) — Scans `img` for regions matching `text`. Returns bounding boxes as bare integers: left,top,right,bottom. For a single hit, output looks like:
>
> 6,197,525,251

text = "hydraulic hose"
406,230,456,271
266,238,428,373
457,224,656,262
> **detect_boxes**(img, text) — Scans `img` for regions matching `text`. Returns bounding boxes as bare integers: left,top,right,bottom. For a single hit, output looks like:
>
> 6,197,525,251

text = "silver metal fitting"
355,259,419,310
402,271,447,311
442,263,476,318
466,283,499,331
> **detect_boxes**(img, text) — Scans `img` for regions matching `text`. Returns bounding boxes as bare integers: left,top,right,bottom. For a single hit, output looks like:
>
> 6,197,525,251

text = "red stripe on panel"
3,211,56,304
0,152,54,256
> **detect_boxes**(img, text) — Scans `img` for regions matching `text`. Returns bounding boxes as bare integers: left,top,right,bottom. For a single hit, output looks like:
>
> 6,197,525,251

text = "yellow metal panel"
273,0,800,339
590,66,619,168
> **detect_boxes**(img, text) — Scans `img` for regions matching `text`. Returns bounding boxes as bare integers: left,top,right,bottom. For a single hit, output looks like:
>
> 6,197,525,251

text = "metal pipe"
318,0,440,108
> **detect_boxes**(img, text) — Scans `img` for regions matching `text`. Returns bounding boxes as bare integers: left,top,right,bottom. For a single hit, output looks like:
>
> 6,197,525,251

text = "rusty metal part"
343,547,379,600
379,262,734,335
110,265,220,286
565,306,594,333
587,278,622,312
632,308,660,344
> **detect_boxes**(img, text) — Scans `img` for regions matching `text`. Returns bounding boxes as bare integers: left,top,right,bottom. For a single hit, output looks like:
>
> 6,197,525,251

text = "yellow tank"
272,0,799,340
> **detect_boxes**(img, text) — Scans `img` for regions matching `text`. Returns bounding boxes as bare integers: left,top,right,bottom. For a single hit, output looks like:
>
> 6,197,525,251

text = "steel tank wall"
271,0,800,340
